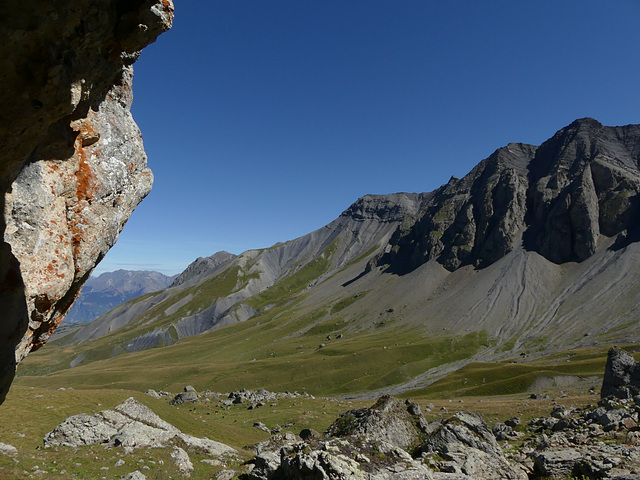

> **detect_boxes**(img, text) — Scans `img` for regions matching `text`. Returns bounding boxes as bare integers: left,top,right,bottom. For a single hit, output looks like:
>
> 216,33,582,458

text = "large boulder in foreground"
601,346,640,399
0,0,174,403
421,411,527,480
44,397,237,459
326,395,429,452
248,396,526,480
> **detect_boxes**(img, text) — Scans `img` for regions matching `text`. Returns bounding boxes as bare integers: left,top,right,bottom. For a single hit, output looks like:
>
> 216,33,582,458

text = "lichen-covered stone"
0,0,173,403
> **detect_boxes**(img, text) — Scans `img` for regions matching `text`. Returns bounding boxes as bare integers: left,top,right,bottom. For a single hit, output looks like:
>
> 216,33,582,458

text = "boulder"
326,395,428,453
601,346,640,399
171,446,193,477
170,391,199,406
421,411,527,480
121,472,146,480
144,389,161,399
0,0,173,404
43,397,237,460
0,442,17,455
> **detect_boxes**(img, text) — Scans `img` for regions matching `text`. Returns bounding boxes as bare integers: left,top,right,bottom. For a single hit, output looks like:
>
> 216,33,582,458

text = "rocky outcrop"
171,251,237,288
43,397,238,460
421,411,527,479
376,143,535,273
245,396,525,480
524,397,640,479
375,119,640,273
601,346,640,399
0,1,173,402
326,395,429,452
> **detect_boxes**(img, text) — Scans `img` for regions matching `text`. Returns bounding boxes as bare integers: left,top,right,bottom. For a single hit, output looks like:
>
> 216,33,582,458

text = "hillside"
18,118,640,397
63,270,177,324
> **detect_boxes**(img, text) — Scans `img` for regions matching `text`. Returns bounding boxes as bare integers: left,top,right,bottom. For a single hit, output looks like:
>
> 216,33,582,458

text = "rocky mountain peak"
171,251,237,287
340,192,430,223
373,119,640,274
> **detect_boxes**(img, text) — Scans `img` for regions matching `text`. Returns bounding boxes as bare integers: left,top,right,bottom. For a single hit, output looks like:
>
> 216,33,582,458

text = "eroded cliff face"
0,0,174,402
376,119,640,273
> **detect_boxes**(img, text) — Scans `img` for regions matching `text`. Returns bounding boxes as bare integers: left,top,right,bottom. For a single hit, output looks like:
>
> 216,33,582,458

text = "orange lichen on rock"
73,120,100,201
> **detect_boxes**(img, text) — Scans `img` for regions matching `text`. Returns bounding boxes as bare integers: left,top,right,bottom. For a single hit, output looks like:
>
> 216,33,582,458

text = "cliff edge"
0,0,174,402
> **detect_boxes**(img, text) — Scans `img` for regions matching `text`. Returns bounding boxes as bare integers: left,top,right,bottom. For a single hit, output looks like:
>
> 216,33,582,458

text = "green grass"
245,243,336,312
18,265,249,376
405,344,621,398
344,245,380,268
330,291,369,315
0,384,368,480
19,301,491,396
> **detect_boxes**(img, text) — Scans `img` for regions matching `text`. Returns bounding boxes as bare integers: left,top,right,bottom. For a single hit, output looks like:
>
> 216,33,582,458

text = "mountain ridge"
26,118,640,396
64,270,176,324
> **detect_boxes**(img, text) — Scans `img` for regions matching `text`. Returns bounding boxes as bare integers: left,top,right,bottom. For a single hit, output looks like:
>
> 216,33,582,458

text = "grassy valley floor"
1,343,629,479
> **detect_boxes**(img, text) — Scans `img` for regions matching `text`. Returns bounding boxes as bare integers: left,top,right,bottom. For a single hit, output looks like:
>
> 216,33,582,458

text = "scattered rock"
170,446,193,477
530,393,550,400
215,470,236,480
253,422,270,433
43,397,237,461
493,422,518,441
170,391,199,406
0,442,17,455
121,472,146,480
144,389,161,399
226,388,306,406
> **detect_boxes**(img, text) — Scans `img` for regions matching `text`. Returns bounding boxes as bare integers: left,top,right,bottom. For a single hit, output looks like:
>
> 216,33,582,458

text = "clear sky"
94,0,640,276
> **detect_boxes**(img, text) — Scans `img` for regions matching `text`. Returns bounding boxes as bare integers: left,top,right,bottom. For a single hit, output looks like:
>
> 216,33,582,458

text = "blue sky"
95,0,640,275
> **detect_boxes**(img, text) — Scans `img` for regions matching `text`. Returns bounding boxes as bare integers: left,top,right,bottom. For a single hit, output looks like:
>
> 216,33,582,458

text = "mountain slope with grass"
19,118,640,397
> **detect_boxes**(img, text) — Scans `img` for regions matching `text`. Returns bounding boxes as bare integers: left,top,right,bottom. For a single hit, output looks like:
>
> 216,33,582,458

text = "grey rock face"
171,252,237,287
170,391,199,406
0,0,173,403
43,397,237,459
247,395,531,480
421,411,527,480
376,143,535,273
375,119,640,274
326,395,428,452
601,346,640,399
170,446,193,477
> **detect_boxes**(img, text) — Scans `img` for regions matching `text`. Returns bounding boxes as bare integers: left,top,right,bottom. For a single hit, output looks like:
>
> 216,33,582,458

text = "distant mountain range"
63,270,176,324
35,118,640,395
